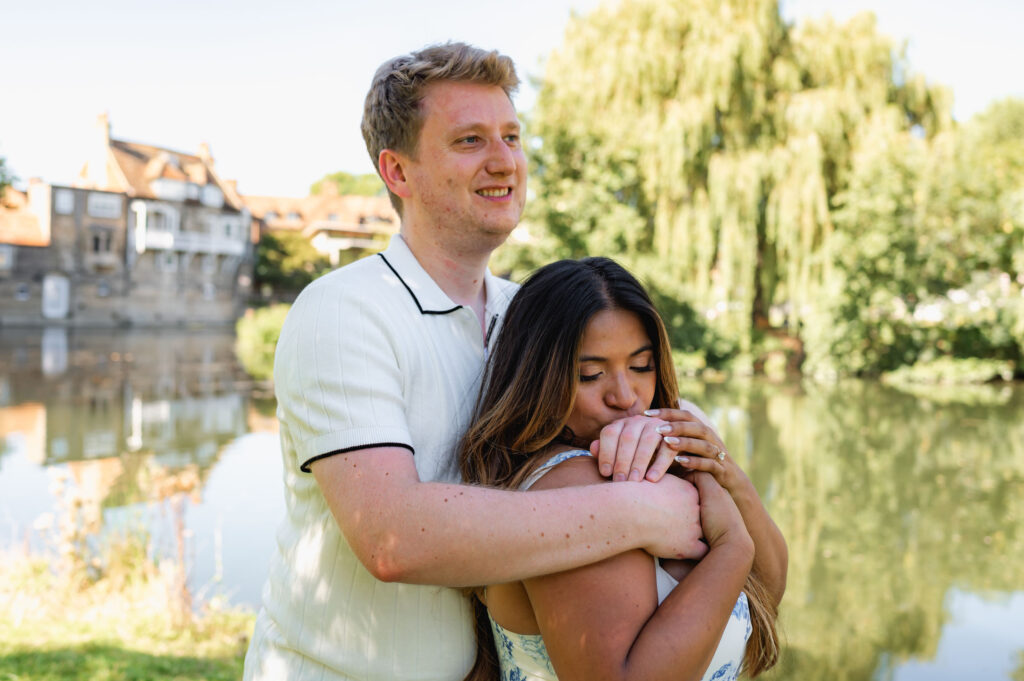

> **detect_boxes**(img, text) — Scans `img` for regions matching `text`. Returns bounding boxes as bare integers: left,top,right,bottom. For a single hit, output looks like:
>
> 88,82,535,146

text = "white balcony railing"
143,230,245,256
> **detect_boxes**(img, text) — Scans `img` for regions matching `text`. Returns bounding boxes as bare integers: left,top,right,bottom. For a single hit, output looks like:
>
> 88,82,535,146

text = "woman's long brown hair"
458,258,779,680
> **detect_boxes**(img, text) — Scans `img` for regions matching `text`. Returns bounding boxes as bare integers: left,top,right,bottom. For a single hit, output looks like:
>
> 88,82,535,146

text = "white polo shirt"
244,234,518,681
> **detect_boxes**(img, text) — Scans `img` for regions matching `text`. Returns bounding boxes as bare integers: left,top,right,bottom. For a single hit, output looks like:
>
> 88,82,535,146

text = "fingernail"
675,455,690,465
613,472,626,482
664,436,680,445
656,424,671,433
600,464,612,476
629,469,642,482
644,409,660,416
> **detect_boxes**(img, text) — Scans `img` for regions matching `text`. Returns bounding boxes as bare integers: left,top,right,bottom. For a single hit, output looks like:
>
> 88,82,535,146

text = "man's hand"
637,474,708,561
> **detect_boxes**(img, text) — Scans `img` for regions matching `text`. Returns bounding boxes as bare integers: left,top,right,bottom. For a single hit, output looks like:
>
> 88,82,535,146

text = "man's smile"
476,187,512,198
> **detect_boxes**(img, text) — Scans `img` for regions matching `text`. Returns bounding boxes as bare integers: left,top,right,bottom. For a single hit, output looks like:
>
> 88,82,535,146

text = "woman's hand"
590,414,672,482
687,471,752,554
647,407,749,495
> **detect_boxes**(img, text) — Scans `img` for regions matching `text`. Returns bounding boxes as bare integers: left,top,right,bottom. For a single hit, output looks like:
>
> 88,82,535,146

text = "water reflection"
0,327,279,608
684,379,1024,681
1,330,1022,679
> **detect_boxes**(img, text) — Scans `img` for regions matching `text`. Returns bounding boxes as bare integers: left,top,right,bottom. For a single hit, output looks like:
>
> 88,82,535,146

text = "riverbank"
0,543,255,680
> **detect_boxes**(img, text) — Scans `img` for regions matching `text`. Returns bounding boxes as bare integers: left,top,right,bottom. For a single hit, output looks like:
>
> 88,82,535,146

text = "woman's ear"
378,149,412,200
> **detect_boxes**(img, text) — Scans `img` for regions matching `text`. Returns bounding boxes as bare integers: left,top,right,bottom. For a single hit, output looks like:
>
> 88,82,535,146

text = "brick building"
0,115,254,326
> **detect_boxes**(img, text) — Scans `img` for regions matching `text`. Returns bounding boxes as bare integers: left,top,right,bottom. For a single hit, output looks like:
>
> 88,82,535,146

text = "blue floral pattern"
489,450,753,681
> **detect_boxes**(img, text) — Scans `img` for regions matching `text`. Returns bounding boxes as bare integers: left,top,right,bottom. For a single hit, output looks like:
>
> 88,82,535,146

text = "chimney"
87,112,112,189
96,112,111,146
198,142,213,166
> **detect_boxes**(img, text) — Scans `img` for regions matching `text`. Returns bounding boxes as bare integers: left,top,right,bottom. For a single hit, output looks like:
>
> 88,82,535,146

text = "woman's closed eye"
580,364,653,382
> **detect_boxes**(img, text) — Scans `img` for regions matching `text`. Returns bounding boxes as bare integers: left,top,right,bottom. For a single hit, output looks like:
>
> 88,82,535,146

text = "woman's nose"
605,372,638,409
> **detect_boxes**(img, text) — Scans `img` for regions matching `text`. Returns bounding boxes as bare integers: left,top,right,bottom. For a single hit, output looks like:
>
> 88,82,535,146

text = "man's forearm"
313,447,705,587
355,481,649,585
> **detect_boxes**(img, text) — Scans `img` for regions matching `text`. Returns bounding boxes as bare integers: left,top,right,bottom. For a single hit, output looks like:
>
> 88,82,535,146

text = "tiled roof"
0,204,47,246
1,187,28,209
106,140,239,209
241,194,398,235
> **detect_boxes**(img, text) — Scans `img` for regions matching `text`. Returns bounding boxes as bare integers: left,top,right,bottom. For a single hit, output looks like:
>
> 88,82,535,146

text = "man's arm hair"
311,447,706,586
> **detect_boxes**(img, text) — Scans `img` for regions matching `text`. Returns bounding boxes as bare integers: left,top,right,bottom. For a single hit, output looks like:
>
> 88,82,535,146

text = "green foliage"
528,0,1022,377
0,549,251,681
235,304,290,381
310,171,384,196
883,356,1015,385
0,154,14,200
255,230,332,293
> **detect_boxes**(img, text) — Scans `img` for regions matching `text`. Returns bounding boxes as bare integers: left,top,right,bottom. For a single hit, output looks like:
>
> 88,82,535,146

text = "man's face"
400,80,527,252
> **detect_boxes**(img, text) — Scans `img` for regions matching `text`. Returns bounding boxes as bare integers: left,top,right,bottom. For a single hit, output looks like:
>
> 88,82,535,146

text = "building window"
87,193,123,219
55,189,75,215
286,211,301,220
97,280,111,297
200,184,224,208
202,282,216,300
221,255,239,275
327,213,339,222
15,283,30,301
264,211,278,221
150,211,168,232
91,227,113,253
202,254,217,274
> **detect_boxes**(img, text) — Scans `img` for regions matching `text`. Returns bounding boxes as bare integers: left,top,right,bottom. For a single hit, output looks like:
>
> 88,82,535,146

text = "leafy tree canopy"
309,171,384,197
254,230,332,293
517,0,1023,377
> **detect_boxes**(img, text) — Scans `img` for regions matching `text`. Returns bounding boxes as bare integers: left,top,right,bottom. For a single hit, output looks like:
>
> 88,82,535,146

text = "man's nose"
485,137,518,176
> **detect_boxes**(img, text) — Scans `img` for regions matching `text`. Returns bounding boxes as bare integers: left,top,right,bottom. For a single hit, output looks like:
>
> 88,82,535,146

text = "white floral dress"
488,450,752,681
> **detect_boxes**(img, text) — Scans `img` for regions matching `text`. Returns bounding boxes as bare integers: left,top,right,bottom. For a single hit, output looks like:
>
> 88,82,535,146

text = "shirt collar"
379,233,509,317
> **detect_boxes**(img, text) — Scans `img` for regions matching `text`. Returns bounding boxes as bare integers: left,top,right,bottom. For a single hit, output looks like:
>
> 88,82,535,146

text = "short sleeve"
274,273,412,472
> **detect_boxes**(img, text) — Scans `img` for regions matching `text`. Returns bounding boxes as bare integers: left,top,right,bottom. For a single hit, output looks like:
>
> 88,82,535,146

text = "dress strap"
521,449,593,490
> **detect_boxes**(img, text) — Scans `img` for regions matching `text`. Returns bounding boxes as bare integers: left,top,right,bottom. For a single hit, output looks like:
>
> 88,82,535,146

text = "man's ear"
378,149,412,200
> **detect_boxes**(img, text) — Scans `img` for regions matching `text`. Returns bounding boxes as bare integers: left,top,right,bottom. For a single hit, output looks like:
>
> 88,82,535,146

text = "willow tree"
523,0,950,367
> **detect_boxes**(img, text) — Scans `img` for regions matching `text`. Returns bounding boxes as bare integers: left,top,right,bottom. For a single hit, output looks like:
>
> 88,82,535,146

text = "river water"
0,328,1021,680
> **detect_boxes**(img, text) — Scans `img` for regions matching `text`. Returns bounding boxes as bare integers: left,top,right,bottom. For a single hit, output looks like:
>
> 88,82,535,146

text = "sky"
1,0,1021,198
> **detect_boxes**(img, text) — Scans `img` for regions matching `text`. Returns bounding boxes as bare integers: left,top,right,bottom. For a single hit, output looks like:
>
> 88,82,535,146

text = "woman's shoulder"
528,449,605,491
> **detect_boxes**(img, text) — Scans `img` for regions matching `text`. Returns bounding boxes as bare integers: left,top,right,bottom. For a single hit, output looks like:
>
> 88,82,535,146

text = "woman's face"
563,308,657,442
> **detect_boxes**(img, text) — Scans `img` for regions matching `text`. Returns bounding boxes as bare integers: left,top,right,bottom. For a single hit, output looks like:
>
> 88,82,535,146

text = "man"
244,43,713,681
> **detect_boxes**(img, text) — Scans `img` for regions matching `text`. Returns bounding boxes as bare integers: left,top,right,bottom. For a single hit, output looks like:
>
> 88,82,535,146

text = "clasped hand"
591,407,732,485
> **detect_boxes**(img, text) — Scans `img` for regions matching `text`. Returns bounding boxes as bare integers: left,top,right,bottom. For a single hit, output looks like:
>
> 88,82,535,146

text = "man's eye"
504,134,519,145
579,373,601,383
459,136,480,144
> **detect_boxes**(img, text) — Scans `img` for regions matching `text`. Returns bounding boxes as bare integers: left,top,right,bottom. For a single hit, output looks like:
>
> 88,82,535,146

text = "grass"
0,540,255,681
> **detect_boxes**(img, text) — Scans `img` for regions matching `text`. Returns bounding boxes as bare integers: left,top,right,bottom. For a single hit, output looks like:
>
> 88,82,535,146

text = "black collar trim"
378,253,462,315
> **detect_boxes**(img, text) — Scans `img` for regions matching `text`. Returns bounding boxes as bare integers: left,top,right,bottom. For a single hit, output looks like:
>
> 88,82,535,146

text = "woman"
458,257,786,681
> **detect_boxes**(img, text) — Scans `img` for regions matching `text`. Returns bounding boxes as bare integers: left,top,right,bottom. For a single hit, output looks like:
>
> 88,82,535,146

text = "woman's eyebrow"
579,345,653,362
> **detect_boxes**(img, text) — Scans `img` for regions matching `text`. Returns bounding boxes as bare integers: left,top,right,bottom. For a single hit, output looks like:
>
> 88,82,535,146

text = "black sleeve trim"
300,442,415,473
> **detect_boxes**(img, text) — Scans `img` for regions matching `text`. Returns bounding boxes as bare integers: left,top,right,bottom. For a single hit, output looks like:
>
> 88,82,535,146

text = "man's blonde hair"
361,42,520,214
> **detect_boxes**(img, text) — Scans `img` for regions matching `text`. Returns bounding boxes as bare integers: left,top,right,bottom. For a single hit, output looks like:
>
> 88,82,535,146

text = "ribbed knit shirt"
244,234,517,681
